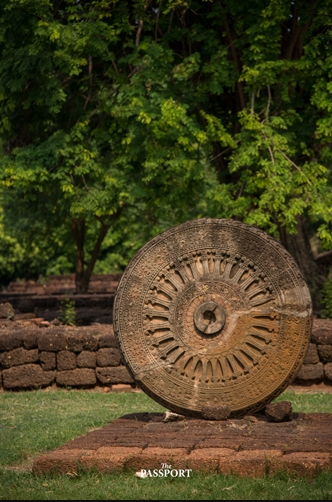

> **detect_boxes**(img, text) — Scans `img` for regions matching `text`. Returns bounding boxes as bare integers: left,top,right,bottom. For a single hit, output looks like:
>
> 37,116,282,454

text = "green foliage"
58,298,76,325
0,200,25,284
0,1,332,288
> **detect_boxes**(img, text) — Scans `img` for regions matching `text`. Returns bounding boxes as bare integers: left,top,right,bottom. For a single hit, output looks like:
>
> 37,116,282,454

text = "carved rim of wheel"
114,219,312,417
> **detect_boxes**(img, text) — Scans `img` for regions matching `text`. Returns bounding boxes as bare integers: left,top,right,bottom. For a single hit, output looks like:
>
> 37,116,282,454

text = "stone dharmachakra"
113,219,312,417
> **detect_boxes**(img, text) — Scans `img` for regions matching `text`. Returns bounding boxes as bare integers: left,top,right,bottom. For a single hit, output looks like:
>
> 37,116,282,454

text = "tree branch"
72,217,85,250
111,59,120,77
83,55,93,111
267,145,275,164
262,131,275,164
83,220,110,282
155,0,163,41
135,0,152,47
285,1,315,60
167,8,175,34
81,175,95,192
83,208,124,287
285,24,302,60
72,217,86,289
223,17,246,110
277,150,312,186
266,85,271,122
251,91,255,116
236,181,246,199
204,139,241,166
135,19,144,47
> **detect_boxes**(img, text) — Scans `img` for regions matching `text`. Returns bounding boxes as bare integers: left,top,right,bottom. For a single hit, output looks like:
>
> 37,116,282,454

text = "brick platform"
33,412,332,477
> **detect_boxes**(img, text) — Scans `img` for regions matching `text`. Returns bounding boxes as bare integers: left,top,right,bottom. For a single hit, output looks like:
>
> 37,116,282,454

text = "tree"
0,0,209,291
0,0,332,306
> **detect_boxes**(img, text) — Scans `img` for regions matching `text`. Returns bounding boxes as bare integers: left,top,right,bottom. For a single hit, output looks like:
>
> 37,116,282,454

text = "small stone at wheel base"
265,401,293,422
163,411,185,422
111,384,132,392
201,405,231,421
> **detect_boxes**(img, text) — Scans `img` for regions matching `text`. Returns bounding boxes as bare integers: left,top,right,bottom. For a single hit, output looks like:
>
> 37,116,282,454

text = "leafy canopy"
0,0,332,286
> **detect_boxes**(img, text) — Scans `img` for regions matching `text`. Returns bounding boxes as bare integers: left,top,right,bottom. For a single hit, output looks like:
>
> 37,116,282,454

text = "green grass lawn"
0,389,332,500
0,390,165,467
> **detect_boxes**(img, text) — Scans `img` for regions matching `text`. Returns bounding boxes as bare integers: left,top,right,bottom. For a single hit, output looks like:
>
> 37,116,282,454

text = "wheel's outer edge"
113,218,312,417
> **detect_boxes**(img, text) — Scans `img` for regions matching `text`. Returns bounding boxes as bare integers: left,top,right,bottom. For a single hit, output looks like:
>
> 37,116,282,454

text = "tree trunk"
278,217,324,311
72,217,86,294
79,220,110,294
72,216,110,294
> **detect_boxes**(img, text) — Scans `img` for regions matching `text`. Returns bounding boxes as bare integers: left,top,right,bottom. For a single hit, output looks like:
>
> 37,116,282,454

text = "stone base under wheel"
33,412,332,477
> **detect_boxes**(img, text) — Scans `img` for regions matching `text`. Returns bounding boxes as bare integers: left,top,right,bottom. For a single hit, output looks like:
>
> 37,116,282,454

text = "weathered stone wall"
0,295,115,325
0,273,122,325
0,319,332,391
293,319,332,385
2,273,122,295
0,325,134,391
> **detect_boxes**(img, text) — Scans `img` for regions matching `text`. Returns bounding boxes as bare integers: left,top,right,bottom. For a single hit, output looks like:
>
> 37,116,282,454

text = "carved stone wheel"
113,219,312,417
